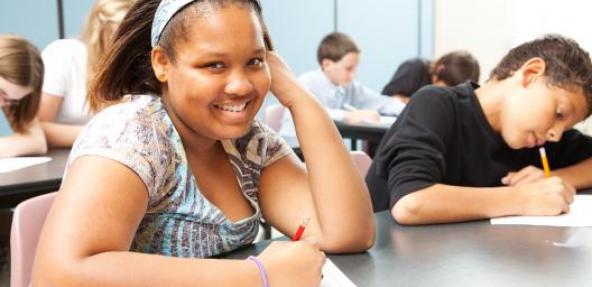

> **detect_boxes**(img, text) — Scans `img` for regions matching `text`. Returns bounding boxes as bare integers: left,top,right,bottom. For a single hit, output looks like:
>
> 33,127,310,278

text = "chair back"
10,192,57,287
264,104,286,132
350,151,372,176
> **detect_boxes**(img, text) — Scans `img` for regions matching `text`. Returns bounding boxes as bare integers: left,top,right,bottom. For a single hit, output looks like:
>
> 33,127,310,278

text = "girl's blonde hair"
81,0,135,92
0,35,44,133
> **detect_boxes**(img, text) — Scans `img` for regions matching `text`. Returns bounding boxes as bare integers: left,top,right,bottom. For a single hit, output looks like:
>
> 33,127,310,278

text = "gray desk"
0,149,69,208
334,121,389,151
225,211,592,287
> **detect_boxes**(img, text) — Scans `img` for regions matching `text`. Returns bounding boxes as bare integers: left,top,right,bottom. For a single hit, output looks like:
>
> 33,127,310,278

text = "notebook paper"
491,195,592,227
321,258,357,287
0,157,52,173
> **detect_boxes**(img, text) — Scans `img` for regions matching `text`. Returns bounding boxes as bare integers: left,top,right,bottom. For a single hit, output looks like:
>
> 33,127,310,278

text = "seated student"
381,58,432,104
33,1,375,286
366,35,592,224
39,0,134,148
279,32,405,139
431,50,480,87
0,35,46,157
382,51,480,104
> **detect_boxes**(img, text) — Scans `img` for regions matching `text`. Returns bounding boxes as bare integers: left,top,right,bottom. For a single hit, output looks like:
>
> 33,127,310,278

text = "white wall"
435,0,592,83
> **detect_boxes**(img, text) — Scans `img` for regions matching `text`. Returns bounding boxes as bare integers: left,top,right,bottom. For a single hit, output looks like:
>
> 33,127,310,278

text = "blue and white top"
279,69,406,138
67,94,292,258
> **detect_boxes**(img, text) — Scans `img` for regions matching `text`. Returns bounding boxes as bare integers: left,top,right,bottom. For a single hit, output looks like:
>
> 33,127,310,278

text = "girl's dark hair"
432,51,480,86
88,0,271,112
0,35,44,133
381,58,431,97
490,35,592,114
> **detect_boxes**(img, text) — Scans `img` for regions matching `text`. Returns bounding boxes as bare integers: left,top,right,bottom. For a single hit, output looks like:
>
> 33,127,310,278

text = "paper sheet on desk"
321,258,357,287
361,116,396,127
491,195,592,227
0,157,52,173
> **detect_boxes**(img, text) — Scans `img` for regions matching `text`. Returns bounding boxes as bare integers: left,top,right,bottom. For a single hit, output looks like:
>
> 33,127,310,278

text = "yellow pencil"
539,147,551,177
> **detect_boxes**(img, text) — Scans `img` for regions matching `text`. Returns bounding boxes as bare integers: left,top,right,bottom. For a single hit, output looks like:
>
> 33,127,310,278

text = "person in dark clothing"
381,51,480,104
381,58,432,103
431,50,480,87
366,35,592,225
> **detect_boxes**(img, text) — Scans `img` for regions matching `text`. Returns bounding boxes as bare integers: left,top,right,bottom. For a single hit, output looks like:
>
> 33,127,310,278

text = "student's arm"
0,117,47,157
393,178,574,225
258,52,375,253
33,156,323,287
350,82,406,116
502,130,592,189
552,157,592,189
38,92,84,147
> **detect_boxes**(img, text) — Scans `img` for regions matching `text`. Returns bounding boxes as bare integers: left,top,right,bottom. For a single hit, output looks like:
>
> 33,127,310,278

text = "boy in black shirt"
366,35,592,224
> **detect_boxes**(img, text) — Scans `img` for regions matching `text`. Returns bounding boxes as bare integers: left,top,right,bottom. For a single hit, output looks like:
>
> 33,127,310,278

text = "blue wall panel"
420,0,435,59
337,0,422,92
0,0,59,49
63,0,95,38
259,0,334,75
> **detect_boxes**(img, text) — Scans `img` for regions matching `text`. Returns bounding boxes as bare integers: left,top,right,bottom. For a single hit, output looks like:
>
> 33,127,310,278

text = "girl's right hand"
266,52,311,109
257,240,326,287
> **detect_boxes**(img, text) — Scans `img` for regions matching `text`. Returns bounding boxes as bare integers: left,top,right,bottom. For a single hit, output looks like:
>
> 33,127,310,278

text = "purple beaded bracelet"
247,256,269,287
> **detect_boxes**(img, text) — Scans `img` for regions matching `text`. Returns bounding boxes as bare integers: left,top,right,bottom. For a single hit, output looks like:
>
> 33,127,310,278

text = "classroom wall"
0,0,95,50
63,0,96,38
0,0,60,49
258,0,434,120
434,0,592,83
261,0,434,93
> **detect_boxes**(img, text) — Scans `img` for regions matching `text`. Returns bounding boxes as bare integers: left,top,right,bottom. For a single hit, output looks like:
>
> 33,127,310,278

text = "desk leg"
351,138,358,150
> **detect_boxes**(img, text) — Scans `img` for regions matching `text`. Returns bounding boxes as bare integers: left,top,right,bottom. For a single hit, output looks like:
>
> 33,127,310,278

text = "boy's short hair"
317,32,360,65
432,51,480,86
490,35,592,115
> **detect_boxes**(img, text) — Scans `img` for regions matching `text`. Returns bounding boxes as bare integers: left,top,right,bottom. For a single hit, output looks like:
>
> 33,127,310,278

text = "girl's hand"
257,240,325,287
501,165,545,186
266,51,308,108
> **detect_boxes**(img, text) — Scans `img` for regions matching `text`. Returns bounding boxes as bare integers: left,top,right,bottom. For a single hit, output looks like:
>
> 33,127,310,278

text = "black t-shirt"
366,82,592,212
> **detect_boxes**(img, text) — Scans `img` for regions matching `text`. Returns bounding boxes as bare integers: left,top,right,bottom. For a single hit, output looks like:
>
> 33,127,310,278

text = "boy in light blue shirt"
279,32,405,139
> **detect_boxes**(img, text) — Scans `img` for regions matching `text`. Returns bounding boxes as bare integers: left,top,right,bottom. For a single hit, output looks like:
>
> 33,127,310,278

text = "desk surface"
0,149,69,207
334,121,390,144
226,211,592,287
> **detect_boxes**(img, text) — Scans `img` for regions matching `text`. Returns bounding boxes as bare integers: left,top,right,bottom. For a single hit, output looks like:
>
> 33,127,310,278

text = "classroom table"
334,120,390,151
0,149,69,243
0,149,69,208
224,210,592,287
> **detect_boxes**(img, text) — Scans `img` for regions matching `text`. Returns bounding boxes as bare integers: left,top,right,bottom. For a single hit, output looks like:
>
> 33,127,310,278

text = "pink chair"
10,192,57,287
350,151,372,176
264,104,286,132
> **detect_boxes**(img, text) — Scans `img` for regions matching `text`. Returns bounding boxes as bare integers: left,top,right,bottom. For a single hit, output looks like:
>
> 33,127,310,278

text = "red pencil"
291,216,311,241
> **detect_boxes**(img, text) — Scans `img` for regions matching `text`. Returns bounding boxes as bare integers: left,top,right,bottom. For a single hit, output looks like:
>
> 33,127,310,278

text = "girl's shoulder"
42,38,86,57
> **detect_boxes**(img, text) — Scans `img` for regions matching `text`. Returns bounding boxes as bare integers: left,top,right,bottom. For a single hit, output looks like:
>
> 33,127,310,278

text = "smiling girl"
32,1,375,286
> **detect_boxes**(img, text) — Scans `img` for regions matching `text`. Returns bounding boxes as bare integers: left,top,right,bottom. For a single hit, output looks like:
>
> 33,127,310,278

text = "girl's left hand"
502,165,546,186
266,51,307,108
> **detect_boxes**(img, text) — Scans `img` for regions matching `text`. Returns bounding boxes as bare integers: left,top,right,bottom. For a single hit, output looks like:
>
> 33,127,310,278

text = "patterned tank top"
67,95,292,258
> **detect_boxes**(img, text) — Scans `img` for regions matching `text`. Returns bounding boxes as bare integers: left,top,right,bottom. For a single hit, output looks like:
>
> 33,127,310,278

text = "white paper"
320,258,357,287
360,116,396,127
0,157,52,173
491,195,592,227
378,116,396,127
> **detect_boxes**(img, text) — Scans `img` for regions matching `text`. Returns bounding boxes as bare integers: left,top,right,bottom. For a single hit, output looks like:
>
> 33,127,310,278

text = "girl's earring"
157,74,167,82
